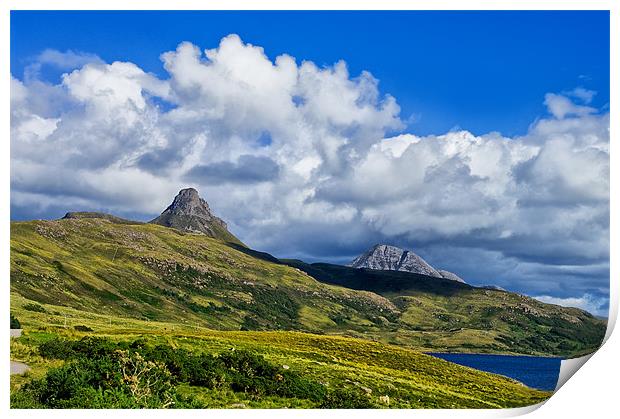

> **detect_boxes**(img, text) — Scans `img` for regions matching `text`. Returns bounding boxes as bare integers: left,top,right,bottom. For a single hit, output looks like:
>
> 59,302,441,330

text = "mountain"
9,191,606,357
350,244,445,277
350,244,467,284
149,188,243,245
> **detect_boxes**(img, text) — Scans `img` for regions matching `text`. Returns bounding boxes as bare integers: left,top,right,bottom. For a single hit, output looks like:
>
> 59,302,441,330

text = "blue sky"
10,11,610,315
11,11,609,136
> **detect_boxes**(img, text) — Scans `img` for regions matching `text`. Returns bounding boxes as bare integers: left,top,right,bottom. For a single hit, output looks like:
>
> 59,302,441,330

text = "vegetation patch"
14,336,375,409
11,313,21,329
23,303,47,313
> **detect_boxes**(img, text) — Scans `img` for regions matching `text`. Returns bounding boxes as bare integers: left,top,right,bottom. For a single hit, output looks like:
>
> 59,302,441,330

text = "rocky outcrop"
149,188,243,245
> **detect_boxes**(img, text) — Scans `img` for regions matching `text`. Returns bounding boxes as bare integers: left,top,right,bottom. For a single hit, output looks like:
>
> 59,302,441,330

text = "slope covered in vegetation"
284,261,607,356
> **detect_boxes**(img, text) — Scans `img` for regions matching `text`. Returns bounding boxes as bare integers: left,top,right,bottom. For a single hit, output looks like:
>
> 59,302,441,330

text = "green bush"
38,336,128,360
10,313,21,329
38,338,74,359
16,350,178,408
74,325,94,332
320,387,375,408
23,303,47,313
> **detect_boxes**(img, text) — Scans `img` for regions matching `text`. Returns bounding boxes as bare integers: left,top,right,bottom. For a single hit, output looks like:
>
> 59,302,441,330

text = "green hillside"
11,216,605,358
284,261,607,356
10,218,404,334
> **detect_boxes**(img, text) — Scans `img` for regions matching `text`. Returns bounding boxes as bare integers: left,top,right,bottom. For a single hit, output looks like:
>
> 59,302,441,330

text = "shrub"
116,350,175,408
23,336,339,408
38,338,75,360
17,350,177,408
10,313,21,329
74,325,94,332
320,387,375,409
23,303,46,313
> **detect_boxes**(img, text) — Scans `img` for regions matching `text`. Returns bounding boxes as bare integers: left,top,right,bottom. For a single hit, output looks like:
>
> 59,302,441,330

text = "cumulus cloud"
534,294,608,317
10,34,609,307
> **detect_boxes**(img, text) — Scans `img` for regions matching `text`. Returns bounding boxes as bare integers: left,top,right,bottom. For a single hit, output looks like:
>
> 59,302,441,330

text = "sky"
10,11,610,316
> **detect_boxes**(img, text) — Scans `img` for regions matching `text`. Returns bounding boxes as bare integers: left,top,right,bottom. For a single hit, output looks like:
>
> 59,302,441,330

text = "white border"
2,2,617,419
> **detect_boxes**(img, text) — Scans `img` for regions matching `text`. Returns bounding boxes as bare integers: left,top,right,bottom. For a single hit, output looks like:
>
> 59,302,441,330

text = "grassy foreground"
11,300,551,409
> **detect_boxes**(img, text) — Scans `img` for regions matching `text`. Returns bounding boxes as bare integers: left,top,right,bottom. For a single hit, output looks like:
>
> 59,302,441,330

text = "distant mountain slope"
438,269,466,283
150,188,243,245
282,260,606,357
283,260,470,295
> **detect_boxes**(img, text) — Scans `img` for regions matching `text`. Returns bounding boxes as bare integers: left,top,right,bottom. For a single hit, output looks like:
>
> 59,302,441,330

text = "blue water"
427,353,562,391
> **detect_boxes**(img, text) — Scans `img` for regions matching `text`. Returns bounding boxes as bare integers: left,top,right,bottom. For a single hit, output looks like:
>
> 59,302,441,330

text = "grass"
10,304,551,409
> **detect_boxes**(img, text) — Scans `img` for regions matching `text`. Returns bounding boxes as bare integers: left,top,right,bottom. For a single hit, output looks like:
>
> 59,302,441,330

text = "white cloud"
534,294,608,317
24,49,104,81
544,92,596,119
565,87,596,104
10,34,609,302
36,49,103,70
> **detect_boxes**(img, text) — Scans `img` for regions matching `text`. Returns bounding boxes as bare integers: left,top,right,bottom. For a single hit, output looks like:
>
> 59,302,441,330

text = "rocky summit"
349,244,443,278
149,188,243,245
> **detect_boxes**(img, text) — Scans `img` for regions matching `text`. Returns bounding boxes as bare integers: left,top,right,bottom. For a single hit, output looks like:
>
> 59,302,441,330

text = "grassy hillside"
11,217,605,357
10,304,551,409
10,218,403,334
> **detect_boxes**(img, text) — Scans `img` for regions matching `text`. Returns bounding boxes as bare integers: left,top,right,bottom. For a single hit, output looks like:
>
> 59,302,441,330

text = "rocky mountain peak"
165,187,217,222
149,188,243,245
349,244,442,278
349,244,466,283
